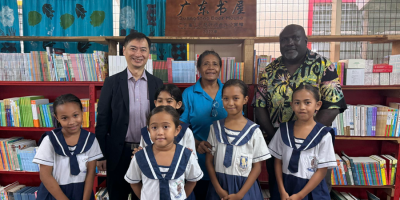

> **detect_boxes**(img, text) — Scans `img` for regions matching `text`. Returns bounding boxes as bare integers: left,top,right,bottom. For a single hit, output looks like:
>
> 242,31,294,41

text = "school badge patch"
239,155,248,170
174,180,183,199
307,156,319,172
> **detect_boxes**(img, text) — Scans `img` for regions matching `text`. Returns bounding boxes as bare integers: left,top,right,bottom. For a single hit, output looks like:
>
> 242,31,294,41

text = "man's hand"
96,160,107,171
197,141,212,154
131,147,143,158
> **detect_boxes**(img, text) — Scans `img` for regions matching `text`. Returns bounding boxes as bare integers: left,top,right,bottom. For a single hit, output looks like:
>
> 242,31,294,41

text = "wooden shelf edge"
341,85,400,90
332,185,394,189
1,35,399,45
0,36,109,45
0,171,107,177
0,171,39,175
0,81,195,87
335,136,400,142
0,81,104,86
0,127,90,132
263,135,400,142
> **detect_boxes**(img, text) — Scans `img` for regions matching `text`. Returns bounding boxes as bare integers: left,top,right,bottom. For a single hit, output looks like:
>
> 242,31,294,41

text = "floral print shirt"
255,50,347,128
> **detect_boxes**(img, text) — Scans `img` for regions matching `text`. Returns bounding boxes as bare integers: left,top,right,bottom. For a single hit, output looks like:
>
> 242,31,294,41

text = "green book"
0,101,4,126
39,105,45,127
46,104,53,127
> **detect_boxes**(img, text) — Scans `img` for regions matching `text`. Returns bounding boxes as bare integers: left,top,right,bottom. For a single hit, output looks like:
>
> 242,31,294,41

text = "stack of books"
331,189,380,200
95,187,109,200
219,57,245,83
109,55,245,83
0,50,108,82
331,151,397,186
335,55,400,86
331,189,359,200
0,96,90,128
0,182,39,200
0,137,38,172
332,103,400,137
253,53,275,84
261,189,270,200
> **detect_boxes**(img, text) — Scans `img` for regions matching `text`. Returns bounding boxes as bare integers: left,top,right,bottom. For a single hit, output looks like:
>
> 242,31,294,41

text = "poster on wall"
166,0,256,37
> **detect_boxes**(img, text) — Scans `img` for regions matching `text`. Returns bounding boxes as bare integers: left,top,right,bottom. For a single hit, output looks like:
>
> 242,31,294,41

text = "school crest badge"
174,180,183,198
239,155,248,170
307,156,318,172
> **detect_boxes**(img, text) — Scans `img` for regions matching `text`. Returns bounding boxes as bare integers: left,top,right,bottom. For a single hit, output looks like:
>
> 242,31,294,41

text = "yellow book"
370,155,387,185
386,155,397,185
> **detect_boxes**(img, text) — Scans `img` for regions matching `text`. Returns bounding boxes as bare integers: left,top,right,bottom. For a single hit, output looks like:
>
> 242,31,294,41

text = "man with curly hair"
255,24,347,199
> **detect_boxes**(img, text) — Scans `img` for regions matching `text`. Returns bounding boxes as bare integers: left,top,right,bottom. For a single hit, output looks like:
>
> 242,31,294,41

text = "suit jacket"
95,68,163,171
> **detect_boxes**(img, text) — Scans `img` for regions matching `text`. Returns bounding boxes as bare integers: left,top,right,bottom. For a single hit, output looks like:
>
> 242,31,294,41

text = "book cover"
342,151,360,185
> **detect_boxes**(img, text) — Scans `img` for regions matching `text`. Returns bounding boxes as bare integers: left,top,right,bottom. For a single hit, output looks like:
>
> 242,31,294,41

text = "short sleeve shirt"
124,150,203,200
33,135,103,185
255,50,347,127
268,126,337,180
207,123,271,177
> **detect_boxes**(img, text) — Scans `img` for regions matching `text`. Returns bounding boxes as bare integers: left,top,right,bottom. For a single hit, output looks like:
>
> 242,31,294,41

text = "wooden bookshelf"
0,127,90,132
0,81,104,87
342,85,400,90
335,136,400,142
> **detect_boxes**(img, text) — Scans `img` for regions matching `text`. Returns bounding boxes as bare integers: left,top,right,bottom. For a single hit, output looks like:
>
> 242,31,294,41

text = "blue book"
342,152,360,185
13,187,31,200
367,107,373,136
43,104,49,128
27,187,39,200
391,109,398,137
21,187,36,200
366,162,373,185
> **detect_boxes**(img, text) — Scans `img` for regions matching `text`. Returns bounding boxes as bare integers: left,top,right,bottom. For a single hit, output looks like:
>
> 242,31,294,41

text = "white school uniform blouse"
139,122,197,159
268,121,337,200
208,119,271,177
125,144,203,200
33,128,103,199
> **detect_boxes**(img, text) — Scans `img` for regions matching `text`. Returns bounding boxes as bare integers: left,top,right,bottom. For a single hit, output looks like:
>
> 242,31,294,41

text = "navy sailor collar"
46,128,96,175
280,121,335,151
135,144,192,200
141,122,190,146
212,119,259,146
136,144,192,180
213,119,259,168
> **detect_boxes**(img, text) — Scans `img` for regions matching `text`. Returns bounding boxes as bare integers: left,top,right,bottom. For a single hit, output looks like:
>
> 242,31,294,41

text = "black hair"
279,24,307,38
292,83,320,102
154,84,184,115
222,79,248,97
53,94,83,116
124,32,151,49
197,50,222,69
147,105,180,129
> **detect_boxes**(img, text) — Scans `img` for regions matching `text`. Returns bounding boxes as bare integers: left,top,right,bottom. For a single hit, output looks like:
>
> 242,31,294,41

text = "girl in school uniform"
268,84,337,200
206,79,271,200
125,106,203,200
137,84,197,158
33,94,103,200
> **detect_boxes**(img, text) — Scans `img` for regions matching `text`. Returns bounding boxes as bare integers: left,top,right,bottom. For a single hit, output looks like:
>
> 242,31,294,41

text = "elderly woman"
180,50,228,199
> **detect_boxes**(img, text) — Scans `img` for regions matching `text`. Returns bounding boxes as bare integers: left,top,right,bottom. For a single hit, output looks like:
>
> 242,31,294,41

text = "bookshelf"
1,35,400,199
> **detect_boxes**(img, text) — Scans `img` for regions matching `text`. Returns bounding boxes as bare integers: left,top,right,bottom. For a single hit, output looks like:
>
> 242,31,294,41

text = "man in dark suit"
95,32,163,200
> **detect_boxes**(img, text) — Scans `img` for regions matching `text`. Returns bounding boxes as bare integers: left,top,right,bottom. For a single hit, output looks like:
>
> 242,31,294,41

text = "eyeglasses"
210,100,219,117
